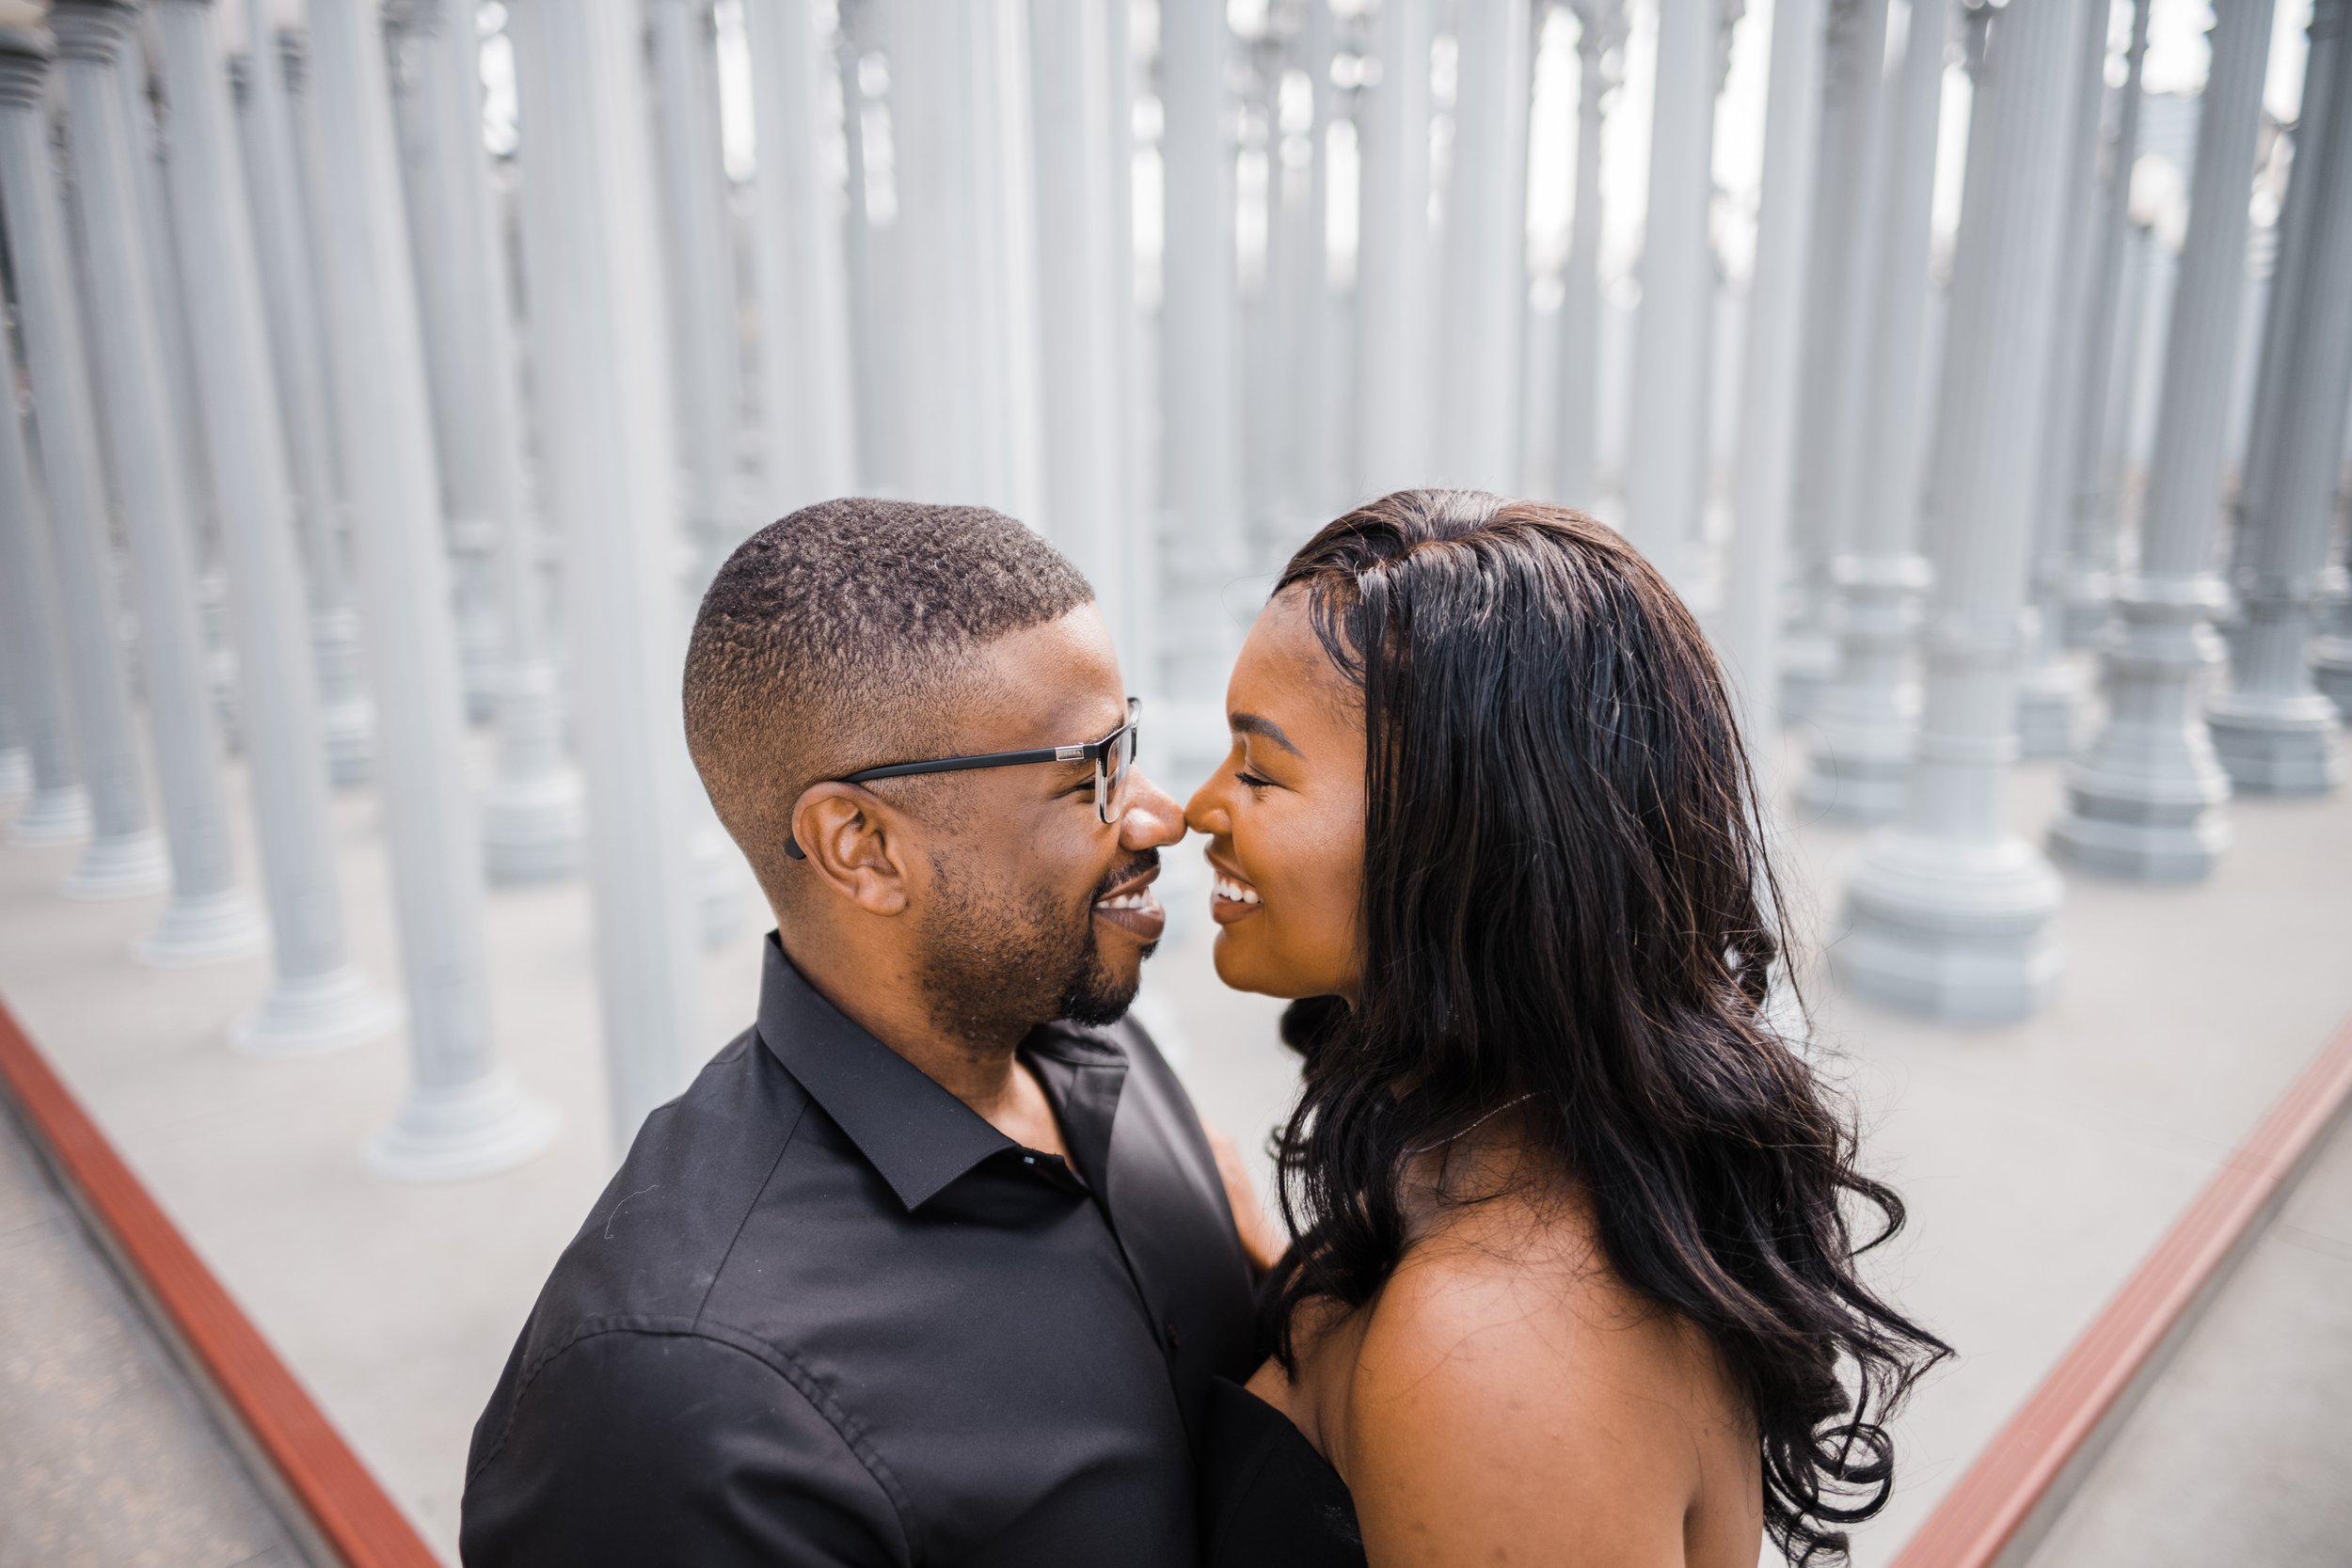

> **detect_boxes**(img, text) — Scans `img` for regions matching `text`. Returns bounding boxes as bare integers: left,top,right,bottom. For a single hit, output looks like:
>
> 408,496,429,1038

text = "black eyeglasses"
785,698,1142,860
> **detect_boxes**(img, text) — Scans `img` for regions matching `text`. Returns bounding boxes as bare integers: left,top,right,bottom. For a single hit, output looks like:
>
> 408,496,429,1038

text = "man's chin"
1060,948,1152,1028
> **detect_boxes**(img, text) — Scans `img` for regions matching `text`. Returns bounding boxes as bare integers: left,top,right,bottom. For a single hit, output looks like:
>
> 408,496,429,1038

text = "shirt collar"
754,934,1123,1212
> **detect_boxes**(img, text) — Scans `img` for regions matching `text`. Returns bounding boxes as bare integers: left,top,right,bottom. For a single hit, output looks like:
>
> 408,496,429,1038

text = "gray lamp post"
1783,0,1893,722
1799,0,1949,822
2207,0,2352,796
304,0,556,1179
52,0,266,967
649,0,744,587
507,0,708,1148
1283,0,1341,527
230,10,373,787
2052,0,2275,879
0,371,90,847
745,0,856,519
1836,0,2090,1024
1555,0,1624,511
1723,0,1828,767
1159,0,1247,728
2227,0,2340,650
1434,0,1529,495
1030,0,1134,644
1623,0,1724,583
385,0,502,724
1354,0,1434,500
379,0,585,884
0,25,166,900
2059,0,2151,647
2013,0,2114,758
151,0,401,1051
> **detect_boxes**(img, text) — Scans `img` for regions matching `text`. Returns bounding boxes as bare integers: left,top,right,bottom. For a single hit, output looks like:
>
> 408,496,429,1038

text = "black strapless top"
1198,1376,1368,1567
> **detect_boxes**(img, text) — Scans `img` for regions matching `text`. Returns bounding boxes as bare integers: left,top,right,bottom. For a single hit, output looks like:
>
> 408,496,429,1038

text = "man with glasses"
460,499,1262,1567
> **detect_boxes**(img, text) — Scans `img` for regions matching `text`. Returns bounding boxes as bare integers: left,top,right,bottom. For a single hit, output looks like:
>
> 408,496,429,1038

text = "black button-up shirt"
460,936,1256,1566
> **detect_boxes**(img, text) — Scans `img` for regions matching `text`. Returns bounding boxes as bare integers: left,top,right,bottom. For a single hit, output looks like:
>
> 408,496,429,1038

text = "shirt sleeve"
459,1327,910,1568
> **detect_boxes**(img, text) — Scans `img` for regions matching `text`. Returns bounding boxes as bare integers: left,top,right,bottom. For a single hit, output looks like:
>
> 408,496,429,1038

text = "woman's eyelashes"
1234,768,1274,792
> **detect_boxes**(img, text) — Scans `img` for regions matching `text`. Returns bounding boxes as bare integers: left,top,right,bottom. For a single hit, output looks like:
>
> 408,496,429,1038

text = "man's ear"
788,784,914,915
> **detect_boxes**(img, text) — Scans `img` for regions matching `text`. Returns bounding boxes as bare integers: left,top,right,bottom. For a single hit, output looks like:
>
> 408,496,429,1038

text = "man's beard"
916,851,1158,1046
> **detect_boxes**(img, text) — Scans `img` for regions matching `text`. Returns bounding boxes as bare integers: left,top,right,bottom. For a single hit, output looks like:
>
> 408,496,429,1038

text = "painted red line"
1890,1010,2352,1568
0,995,442,1568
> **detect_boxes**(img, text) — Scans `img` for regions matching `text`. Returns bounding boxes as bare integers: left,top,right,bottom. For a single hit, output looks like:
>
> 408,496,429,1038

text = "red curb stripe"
0,995,443,1568
1890,1010,2352,1568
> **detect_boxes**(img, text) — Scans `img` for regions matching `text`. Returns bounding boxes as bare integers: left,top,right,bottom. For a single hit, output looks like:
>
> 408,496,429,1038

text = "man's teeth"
1095,891,1154,911
1213,876,1261,906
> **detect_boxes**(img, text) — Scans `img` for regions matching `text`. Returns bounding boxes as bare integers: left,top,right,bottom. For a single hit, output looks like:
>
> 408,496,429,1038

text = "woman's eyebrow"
1230,711,1305,757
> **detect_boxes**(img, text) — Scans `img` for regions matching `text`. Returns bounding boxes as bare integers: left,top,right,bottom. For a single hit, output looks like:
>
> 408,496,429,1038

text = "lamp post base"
1835,829,2065,1025
134,886,270,968
62,830,169,899
233,964,405,1055
365,1069,558,1183
9,784,91,845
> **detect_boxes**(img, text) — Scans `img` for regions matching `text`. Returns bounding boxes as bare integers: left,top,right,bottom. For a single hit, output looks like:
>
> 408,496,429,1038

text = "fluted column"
1836,0,2089,1024
508,0,707,1147
886,0,1042,512
389,0,588,883
114,29,224,735
0,27,166,898
152,0,401,1049
834,1,892,490
1434,0,1530,495
2207,0,2352,795
0,679,24,804
1799,0,1948,820
1780,0,1892,720
1030,0,1131,635
2052,0,2273,878
53,0,267,966
746,0,855,519
2316,515,2352,715
650,0,744,585
2013,0,2112,756
1722,0,1828,766
2060,0,2150,645
385,0,500,721
1354,0,1433,498
1623,0,1724,581
1285,0,1340,526
1159,0,1246,738
2229,4,2341,627
231,13,373,786
305,0,555,1178
0,335,89,847
1555,0,1623,510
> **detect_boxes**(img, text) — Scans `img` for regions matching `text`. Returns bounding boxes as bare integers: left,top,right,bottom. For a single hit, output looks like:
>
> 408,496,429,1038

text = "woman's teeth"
1213,876,1260,906
1096,891,1153,911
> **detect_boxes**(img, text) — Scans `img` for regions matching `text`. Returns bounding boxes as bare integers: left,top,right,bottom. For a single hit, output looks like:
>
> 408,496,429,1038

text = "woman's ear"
789,784,913,916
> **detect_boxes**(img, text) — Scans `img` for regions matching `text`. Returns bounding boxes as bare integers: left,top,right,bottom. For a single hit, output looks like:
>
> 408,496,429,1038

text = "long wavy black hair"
1263,490,1947,1565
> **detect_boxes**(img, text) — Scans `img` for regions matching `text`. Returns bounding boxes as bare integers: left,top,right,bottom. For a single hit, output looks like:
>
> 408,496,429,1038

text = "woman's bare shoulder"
1330,1190,1759,1566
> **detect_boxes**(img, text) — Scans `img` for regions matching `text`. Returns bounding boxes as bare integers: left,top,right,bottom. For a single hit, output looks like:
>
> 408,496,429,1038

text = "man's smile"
1090,859,1167,942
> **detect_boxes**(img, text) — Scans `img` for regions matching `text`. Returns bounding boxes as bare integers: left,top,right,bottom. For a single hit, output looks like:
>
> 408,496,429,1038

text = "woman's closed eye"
1234,768,1275,791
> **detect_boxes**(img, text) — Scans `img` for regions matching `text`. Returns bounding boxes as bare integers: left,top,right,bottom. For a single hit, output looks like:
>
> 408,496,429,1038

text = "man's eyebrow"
1230,711,1305,757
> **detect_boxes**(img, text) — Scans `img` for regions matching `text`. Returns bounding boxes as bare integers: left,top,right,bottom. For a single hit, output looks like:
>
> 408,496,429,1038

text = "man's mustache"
1089,848,1161,902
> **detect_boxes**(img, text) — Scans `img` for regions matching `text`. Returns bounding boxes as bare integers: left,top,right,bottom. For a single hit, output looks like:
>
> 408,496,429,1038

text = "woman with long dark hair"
1185,491,1947,1566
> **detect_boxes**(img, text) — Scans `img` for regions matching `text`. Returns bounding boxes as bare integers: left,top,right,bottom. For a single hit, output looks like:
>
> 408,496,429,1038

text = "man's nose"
1119,770,1188,850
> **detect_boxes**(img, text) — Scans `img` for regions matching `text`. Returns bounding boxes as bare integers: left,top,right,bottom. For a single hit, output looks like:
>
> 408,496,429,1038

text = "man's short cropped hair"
684,498,1094,897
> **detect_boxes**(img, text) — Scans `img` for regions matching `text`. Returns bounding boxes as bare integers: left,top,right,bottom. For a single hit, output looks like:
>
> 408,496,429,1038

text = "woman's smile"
1208,860,1263,924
